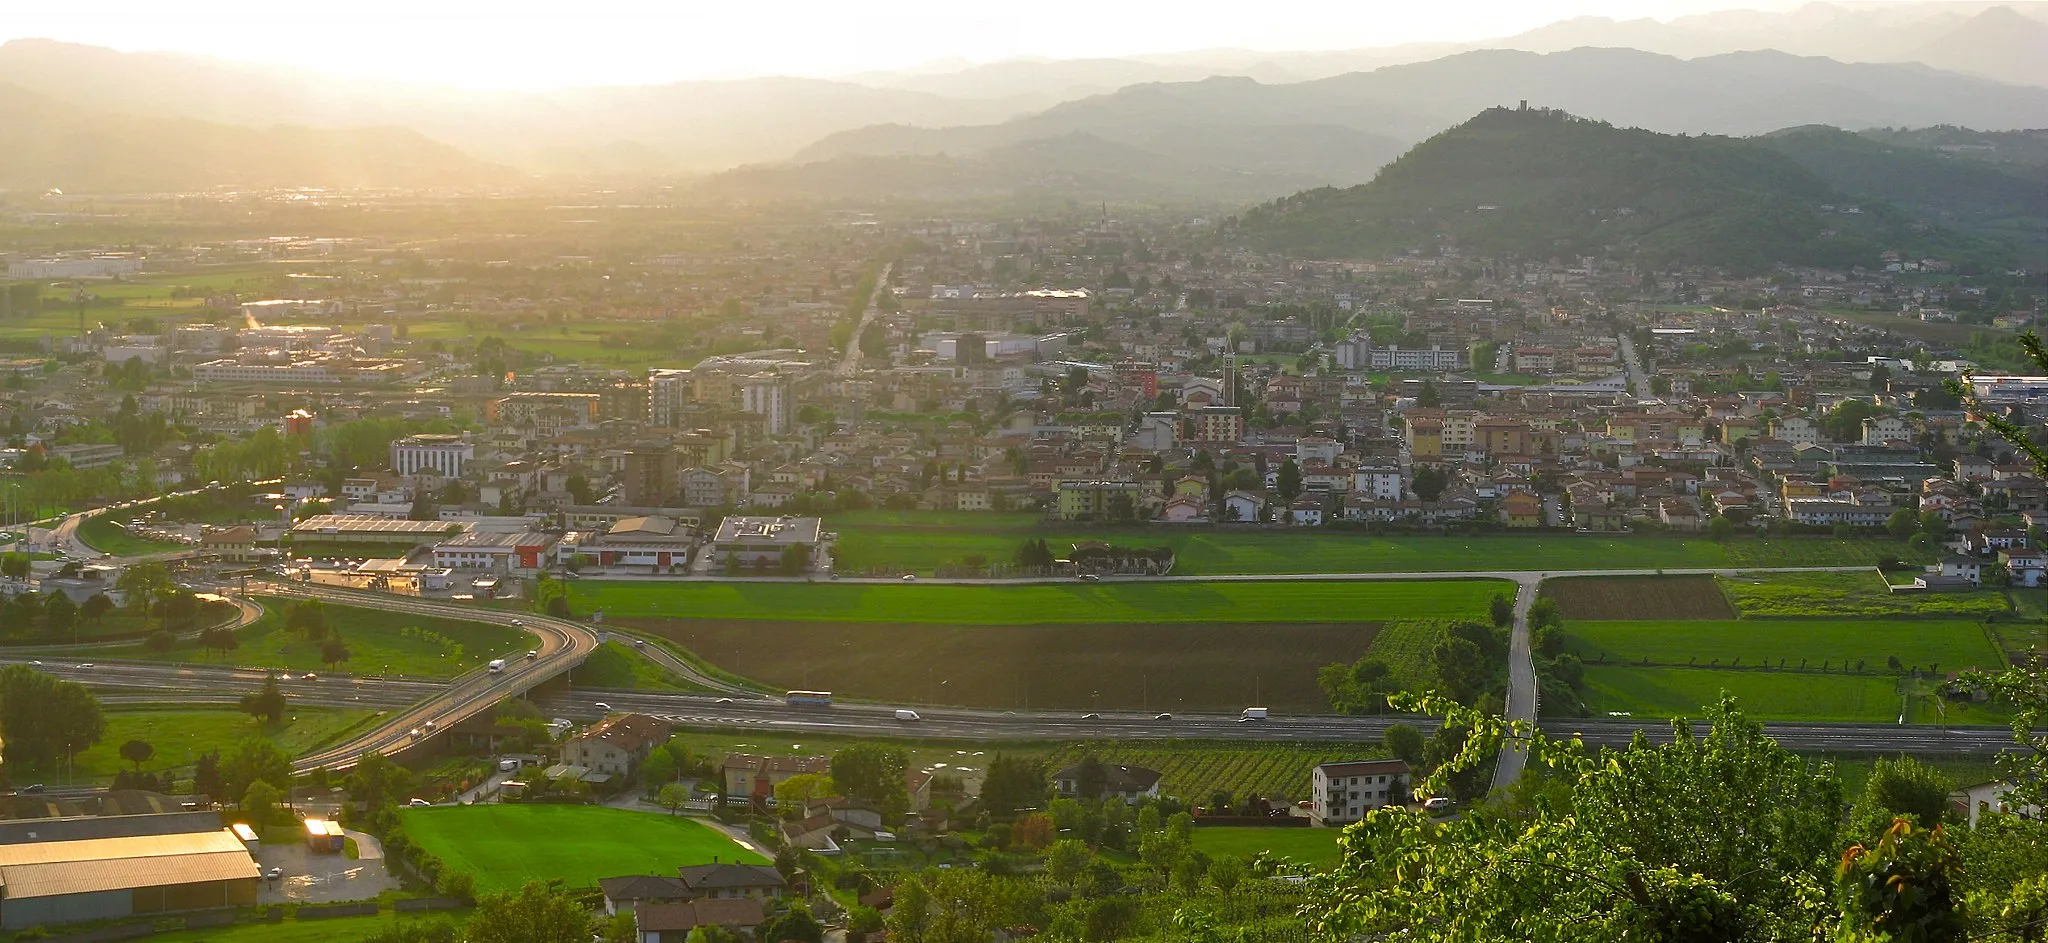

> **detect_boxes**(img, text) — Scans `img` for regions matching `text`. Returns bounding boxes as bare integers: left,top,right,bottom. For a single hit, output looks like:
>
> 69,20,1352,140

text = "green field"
22,707,374,783
1721,572,2011,619
1578,666,1903,723
64,597,528,678
399,805,766,892
1565,619,2004,673
568,578,1505,624
77,514,186,556
149,911,467,943
827,514,1921,576
570,641,696,691
1191,827,1343,867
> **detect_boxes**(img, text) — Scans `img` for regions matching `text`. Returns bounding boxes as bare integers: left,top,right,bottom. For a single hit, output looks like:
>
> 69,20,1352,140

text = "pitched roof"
574,713,672,752
0,829,257,899
1053,763,1162,793
1316,759,1412,778
676,863,785,892
599,874,689,903
636,898,765,932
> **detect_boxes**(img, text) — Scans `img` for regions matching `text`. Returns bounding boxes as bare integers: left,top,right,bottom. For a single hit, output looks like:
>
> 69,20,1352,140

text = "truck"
1240,707,1269,720
786,690,834,708
487,659,506,673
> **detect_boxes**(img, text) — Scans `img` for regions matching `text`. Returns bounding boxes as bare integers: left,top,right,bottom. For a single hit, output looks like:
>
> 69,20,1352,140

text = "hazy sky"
3,0,1810,89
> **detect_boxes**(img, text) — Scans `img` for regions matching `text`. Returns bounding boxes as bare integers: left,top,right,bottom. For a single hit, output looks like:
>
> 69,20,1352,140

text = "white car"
408,798,432,807
594,702,611,712
1422,797,1454,811
900,573,917,581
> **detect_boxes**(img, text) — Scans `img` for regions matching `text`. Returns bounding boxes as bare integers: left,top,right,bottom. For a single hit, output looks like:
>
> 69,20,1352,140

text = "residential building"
391,434,473,478
1191,406,1244,443
561,714,673,778
634,898,764,942
675,863,787,901
1501,491,1543,528
1310,759,1412,827
721,754,829,803
1052,763,1162,803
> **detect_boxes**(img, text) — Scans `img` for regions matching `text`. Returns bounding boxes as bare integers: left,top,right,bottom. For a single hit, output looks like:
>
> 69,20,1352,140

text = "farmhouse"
599,875,690,916
0,812,260,930
1310,759,1413,827
634,898,764,942
562,714,673,778
675,862,786,900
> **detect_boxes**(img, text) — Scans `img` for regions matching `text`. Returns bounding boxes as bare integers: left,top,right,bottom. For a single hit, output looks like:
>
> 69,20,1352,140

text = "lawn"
568,578,1505,624
826,518,1923,577
1564,619,2005,674
21,707,375,784
69,597,528,678
399,805,765,892
77,514,186,556
570,641,696,692
148,911,467,943
1191,827,1343,867
1721,572,2010,618
1578,666,1903,723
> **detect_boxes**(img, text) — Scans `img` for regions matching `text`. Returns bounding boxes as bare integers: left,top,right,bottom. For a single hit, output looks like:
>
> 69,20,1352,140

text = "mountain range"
1236,106,2031,272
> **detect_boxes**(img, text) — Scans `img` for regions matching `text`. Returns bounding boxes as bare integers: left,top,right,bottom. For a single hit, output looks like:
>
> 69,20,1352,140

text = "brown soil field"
1541,576,1735,620
617,617,1381,713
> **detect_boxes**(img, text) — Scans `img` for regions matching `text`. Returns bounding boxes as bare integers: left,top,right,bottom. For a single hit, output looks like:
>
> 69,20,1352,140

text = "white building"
740,373,791,436
1353,464,1403,501
1311,759,1412,826
647,369,692,428
390,434,473,478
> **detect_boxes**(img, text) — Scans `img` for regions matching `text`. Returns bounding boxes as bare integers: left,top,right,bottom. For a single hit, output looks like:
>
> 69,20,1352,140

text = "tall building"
621,449,680,507
391,434,472,477
647,369,693,427
740,373,791,436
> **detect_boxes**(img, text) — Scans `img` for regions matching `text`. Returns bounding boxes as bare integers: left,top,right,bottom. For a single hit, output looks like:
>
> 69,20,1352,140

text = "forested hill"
1237,106,2005,272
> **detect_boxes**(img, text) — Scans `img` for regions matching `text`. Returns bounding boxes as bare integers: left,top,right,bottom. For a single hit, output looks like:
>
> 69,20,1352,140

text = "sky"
0,0,1814,89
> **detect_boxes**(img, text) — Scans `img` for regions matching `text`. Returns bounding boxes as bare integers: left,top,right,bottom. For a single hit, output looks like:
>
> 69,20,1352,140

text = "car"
525,650,538,660
408,728,423,739
75,663,94,669
1153,712,1173,721
715,697,735,704
422,721,436,732
408,798,432,807
1079,573,1101,581
1422,797,1454,811
510,619,524,626
900,573,917,581
301,673,317,680
267,866,284,880
634,639,646,649
1081,712,1101,720
20,784,44,794
29,660,39,666
593,702,611,712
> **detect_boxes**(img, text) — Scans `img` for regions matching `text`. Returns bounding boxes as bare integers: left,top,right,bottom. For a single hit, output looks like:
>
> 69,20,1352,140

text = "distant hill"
1237,107,2006,272
0,83,516,192
1756,126,2048,245
1857,126,2048,178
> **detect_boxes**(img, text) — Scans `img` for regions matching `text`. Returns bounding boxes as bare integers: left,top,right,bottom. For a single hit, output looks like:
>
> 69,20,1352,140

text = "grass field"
399,805,765,892
826,514,1923,576
1542,576,1735,620
1722,572,2010,618
1578,666,1903,723
21,707,374,783
569,578,1505,624
1565,619,2004,673
570,641,695,691
70,597,528,678
77,514,186,556
1191,827,1343,867
149,911,468,943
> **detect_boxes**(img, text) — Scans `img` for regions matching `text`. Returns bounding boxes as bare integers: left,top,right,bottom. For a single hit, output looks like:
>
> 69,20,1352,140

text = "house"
1221,490,1266,523
561,714,672,778
600,875,690,916
1500,491,1542,528
1939,555,1982,586
1949,781,2041,828
722,753,830,802
1052,763,1162,802
199,525,259,562
675,863,786,901
1287,496,1325,527
2002,548,2047,588
1310,759,1412,826
1159,493,1207,523
634,898,765,942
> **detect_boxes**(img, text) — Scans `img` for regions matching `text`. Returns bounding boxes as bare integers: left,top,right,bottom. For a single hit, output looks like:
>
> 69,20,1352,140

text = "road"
1490,575,1541,792
1617,329,1653,401
835,262,893,378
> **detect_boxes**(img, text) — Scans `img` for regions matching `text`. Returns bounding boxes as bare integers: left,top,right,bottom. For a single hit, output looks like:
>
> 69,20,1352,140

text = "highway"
835,262,893,378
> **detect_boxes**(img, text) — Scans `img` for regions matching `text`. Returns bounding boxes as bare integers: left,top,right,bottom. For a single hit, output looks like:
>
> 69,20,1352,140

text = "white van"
1241,707,1269,720
487,659,506,673
893,709,922,722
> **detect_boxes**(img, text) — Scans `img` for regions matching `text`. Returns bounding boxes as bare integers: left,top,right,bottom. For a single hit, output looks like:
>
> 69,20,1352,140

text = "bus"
785,691,834,708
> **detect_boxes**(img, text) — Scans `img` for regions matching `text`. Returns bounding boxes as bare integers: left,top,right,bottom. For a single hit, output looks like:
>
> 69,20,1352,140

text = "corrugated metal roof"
0,830,258,899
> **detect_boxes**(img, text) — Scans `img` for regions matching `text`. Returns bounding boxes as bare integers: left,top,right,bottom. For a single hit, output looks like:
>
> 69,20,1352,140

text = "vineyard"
1541,576,1735,620
1362,620,1454,690
1040,741,1391,803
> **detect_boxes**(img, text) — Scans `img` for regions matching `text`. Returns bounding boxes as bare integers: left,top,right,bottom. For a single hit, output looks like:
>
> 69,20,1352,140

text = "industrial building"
0,812,259,930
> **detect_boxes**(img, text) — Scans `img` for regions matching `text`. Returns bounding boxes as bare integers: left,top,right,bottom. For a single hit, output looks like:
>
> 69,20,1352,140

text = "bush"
436,869,476,904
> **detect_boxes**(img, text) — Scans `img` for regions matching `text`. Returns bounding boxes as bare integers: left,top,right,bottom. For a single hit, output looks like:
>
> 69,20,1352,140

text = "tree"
359,921,459,943
116,562,171,617
239,674,287,724
242,779,282,826
979,755,1047,820
1836,819,1965,943
1383,723,1426,768
119,739,154,770
831,744,910,822
200,625,239,658
144,629,175,653
565,474,594,506
1919,510,1950,540
1072,754,1109,800
1887,507,1919,540
1854,756,1954,834
1046,838,1092,885
1412,466,1448,502
772,771,834,811
885,868,1037,943
1707,515,1734,542
345,751,414,812
657,782,691,815
43,591,76,640
760,901,824,943
465,881,591,943
1417,379,1442,408
81,593,113,624
1489,593,1514,627
320,636,350,667
0,665,106,768
0,552,27,581
1315,696,1845,942
285,599,328,640
193,749,225,803
1011,812,1055,851
642,747,681,791
1276,457,1303,502
222,737,292,800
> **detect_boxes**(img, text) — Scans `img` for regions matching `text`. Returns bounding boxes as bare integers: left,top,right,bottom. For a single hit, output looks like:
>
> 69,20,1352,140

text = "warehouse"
0,813,259,930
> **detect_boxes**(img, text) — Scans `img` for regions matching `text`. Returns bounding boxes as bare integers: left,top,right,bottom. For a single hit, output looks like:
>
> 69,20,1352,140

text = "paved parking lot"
254,833,396,904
